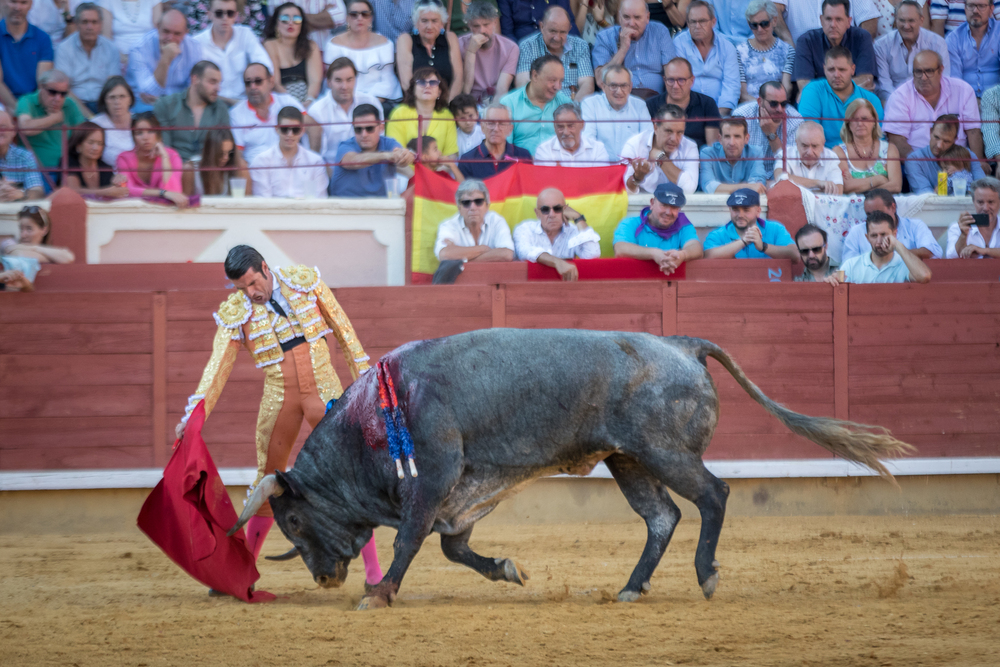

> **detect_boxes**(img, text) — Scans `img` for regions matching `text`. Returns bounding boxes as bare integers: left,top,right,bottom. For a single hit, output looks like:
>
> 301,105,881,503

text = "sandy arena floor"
2,515,999,667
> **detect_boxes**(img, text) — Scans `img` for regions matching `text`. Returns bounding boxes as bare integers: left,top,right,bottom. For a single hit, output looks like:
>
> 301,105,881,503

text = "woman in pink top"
115,112,189,208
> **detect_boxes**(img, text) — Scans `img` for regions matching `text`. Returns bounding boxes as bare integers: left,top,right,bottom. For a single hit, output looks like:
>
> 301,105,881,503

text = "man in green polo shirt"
500,54,571,154
16,69,86,187
154,60,230,161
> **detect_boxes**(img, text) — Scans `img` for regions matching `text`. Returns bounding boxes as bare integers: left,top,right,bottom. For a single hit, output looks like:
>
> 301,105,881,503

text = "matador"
175,245,382,589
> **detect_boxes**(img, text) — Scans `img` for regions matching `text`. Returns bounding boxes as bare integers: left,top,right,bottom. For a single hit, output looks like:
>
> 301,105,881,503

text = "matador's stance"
174,245,382,589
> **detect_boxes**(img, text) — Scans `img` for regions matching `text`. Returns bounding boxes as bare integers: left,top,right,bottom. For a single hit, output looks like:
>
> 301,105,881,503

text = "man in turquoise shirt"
16,70,86,185
613,182,704,275
704,188,800,259
500,54,571,154
798,46,883,148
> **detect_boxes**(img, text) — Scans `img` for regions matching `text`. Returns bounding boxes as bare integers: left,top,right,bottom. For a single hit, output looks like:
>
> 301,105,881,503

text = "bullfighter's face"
269,473,367,588
232,264,274,305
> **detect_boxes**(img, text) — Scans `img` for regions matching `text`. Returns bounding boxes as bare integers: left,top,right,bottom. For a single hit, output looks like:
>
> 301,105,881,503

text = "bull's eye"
287,514,300,530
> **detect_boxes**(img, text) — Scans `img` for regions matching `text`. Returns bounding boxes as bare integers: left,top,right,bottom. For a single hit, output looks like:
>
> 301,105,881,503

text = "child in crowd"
938,144,975,195
408,137,465,181
449,94,485,156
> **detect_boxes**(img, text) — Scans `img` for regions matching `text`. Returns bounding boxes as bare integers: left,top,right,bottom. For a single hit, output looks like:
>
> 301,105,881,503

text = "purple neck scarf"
636,207,691,241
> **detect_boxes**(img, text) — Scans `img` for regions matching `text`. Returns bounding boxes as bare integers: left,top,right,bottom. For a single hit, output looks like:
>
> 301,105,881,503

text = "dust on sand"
2,515,999,667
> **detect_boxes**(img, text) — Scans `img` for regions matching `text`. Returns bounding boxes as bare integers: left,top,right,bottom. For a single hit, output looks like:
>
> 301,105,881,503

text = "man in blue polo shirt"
798,46,883,148
703,188,800,260
826,210,932,284
329,104,415,197
794,0,876,99
613,182,703,275
0,0,54,110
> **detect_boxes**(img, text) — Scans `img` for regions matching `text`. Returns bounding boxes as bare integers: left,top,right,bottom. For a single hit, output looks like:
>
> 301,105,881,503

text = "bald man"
127,8,206,105
513,188,600,281
592,0,676,96
773,121,844,195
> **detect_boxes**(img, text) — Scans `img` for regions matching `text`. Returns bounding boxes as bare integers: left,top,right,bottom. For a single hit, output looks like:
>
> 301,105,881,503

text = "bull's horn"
264,546,300,561
227,475,283,537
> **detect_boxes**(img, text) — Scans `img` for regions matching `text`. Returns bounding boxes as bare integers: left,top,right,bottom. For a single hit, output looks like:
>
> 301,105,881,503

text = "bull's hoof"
617,581,651,603
501,559,530,586
363,581,378,595
701,572,720,600
356,594,391,611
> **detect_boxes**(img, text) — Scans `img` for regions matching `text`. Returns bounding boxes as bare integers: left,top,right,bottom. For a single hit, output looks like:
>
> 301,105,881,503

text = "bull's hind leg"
637,451,730,600
440,526,530,585
604,453,682,602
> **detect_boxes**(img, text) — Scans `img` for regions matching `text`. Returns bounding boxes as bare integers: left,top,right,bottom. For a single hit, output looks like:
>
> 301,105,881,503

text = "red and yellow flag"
411,163,629,277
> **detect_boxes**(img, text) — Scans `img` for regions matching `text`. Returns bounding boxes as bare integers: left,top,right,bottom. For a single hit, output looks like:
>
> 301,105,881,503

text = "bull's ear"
274,470,303,498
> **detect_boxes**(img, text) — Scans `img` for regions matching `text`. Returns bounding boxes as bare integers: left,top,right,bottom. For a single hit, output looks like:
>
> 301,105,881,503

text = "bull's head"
228,470,370,589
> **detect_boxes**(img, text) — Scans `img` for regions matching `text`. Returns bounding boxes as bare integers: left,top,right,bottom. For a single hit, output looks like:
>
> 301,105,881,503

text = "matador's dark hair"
225,245,266,279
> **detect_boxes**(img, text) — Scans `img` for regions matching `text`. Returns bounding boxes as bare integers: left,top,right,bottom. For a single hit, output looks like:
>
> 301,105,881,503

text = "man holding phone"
946,176,1000,258
826,211,932,284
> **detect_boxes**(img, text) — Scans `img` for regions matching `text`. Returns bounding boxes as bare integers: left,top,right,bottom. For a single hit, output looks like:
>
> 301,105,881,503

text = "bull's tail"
686,338,915,482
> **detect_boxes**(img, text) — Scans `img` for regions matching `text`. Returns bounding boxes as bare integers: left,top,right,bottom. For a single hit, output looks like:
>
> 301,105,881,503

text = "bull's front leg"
356,510,436,611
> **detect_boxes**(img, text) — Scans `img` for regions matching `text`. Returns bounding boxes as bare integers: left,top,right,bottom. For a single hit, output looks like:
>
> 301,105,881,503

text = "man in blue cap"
703,188,800,260
612,182,704,275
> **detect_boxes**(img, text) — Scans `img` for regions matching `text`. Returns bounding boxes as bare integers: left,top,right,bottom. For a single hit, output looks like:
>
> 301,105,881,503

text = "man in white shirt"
307,57,382,164
434,179,515,263
535,103,610,167
776,0,880,43
843,187,942,262
874,1,950,101
193,0,274,103
229,62,310,164
621,103,698,195
826,210,933,284
946,176,1000,257
513,187,601,280
581,65,652,160
249,106,329,198
773,121,844,194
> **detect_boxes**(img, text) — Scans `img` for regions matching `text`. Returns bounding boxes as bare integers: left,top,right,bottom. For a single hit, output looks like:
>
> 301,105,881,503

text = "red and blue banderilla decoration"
375,361,418,479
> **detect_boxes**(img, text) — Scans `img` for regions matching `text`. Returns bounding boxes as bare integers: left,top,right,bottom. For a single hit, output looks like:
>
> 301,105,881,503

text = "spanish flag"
411,163,629,278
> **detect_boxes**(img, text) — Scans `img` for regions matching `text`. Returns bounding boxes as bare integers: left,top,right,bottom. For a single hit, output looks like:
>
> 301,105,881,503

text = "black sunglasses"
460,198,486,207
348,10,372,17
766,99,790,109
244,77,266,87
354,125,378,134
214,8,237,18
45,88,68,97
539,204,564,214
798,245,824,255
279,126,303,135
749,19,771,29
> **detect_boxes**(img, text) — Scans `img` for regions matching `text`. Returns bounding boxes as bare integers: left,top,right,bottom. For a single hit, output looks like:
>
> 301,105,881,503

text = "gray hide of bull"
231,329,912,609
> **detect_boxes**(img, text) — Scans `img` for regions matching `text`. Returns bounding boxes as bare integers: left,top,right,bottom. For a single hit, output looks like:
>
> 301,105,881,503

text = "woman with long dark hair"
184,128,253,196
263,2,324,105
386,66,458,157
64,122,130,199
115,111,188,207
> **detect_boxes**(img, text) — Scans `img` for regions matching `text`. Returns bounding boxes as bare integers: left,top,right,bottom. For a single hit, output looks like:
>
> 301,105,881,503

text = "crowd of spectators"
4,0,1000,292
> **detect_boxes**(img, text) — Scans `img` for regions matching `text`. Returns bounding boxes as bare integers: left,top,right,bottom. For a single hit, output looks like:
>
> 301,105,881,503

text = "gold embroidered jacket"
182,265,371,421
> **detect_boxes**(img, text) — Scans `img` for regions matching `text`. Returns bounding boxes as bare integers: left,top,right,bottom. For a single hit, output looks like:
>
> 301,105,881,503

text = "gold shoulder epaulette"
213,291,252,329
279,264,322,293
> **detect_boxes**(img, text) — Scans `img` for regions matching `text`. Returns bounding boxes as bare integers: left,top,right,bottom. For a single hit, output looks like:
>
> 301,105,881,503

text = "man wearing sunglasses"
15,69,85,189
513,187,600,281
732,81,802,180
229,62,312,164
194,0,275,103
249,105,329,197
330,103,414,196
434,178,515,263
793,224,839,282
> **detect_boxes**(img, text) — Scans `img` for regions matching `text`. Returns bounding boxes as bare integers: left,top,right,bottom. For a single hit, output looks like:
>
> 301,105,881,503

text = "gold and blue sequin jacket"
182,265,371,421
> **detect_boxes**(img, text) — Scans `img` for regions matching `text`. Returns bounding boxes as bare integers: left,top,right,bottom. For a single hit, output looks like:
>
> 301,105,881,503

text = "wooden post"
492,285,506,328
833,284,849,420
152,293,168,467
661,282,677,336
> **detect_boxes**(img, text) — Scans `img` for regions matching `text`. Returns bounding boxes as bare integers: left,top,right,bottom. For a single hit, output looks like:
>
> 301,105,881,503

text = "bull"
230,329,912,609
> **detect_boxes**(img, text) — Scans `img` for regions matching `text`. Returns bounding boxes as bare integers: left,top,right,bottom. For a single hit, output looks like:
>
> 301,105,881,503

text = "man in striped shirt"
931,0,1000,35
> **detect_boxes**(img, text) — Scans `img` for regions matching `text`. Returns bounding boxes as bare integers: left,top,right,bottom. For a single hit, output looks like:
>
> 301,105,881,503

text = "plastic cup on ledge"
230,177,247,198
385,178,401,198
953,178,967,198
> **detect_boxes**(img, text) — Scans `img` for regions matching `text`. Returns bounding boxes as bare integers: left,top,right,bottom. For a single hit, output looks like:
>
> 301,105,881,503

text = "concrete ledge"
4,458,1000,491
3,474,998,534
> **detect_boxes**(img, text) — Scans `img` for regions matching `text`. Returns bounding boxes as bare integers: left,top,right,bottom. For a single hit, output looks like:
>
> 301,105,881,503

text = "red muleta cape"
137,400,275,602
